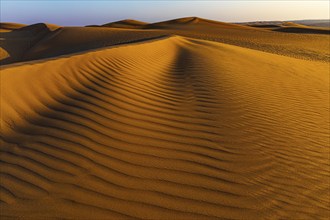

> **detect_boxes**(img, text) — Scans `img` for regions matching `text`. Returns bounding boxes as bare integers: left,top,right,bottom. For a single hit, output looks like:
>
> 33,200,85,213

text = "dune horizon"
1,17,330,27
1,15,329,219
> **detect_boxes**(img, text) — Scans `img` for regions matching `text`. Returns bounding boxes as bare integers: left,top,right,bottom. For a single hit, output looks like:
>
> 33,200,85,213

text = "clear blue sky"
1,1,329,26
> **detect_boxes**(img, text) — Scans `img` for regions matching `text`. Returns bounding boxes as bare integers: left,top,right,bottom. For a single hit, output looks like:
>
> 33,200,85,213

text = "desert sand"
0,17,329,219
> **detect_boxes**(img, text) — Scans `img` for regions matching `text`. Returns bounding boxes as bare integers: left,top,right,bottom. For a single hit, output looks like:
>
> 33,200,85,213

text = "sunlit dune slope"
243,19,330,28
147,18,330,61
102,19,148,28
1,36,329,219
147,17,254,29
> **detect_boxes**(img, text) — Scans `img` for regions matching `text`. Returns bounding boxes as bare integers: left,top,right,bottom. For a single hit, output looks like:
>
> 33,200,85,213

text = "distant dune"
292,19,330,27
245,21,330,35
240,19,330,28
147,17,253,29
1,17,329,219
274,26,330,34
1,17,329,65
102,19,148,28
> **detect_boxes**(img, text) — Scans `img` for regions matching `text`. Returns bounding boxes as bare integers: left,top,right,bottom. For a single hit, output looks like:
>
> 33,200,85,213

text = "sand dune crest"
1,35,329,219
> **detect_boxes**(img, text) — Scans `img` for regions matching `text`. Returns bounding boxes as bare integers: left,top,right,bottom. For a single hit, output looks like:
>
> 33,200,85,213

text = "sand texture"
1,18,329,219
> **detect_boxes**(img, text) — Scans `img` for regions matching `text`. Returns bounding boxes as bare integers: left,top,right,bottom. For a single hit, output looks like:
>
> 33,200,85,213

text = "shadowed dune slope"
1,36,329,219
0,23,27,32
18,27,166,62
273,26,330,35
0,23,61,64
249,24,282,28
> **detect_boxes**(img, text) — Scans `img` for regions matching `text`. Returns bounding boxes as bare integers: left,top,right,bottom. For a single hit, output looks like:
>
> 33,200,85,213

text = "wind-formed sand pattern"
0,17,329,219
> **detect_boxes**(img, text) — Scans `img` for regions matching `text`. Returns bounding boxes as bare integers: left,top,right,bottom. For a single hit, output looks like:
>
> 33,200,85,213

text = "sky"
1,0,329,26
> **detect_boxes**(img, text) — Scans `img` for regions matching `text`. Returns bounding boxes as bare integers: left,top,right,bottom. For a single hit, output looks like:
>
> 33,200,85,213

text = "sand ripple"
1,36,329,219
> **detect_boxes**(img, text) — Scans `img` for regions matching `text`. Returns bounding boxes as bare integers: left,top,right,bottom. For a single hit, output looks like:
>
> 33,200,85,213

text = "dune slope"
1,17,329,65
19,27,165,62
102,19,148,28
0,23,27,32
1,36,329,219
247,21,330,34
0,23,61,64
273,26,330,34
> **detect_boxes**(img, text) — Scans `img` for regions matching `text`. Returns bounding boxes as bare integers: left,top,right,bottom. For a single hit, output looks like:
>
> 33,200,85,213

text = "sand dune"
273,26,330,34
147,17,254,29
1,17,330,219
21,27,164,62
248,21,330,34
102,19,148,29
294,19,329,27
1,17,329,65
1,34,329,219
0,23,27,32
241,19,330,28
0,23,61,64
249,24,282,28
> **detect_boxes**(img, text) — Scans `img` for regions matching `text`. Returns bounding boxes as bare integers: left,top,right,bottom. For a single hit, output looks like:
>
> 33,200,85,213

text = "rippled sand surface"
1,18,329,219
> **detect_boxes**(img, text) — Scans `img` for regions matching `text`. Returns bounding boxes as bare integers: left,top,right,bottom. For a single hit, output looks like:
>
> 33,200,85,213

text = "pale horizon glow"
1,0,329,26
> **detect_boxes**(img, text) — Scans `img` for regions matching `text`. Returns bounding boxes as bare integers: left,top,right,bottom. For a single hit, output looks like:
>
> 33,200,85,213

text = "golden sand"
1,18,329,219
